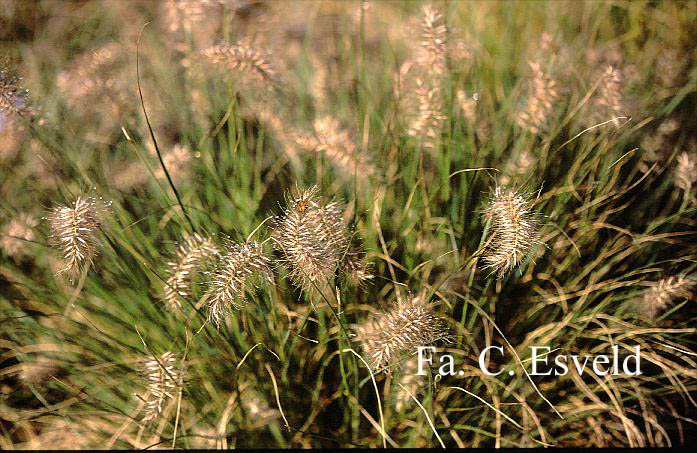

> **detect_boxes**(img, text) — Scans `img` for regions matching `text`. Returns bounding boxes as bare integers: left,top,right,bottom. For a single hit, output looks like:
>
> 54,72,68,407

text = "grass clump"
1,0,697,448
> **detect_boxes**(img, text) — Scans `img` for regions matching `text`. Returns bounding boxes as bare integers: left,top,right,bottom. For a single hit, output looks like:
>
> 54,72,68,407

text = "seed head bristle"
675,152,696,194
205,239,273,328
295,116,374,180
516,61,558,134
500,150,535,186
163,0,208,34
481,186,540,277
140,351,183,423
47,195,110,282
418,4,447,75
404,4,448,148
1,213,38,260
153,143,193,183
56,43,127,109
640,275,695,320
271,186,350,294
354,296,450,374
456,90,478,124
338,238,373,287
239,381,281,427
594,65,624,124
407,77,447,147
394,357,426,412
201,42,275,89
163,233,219,311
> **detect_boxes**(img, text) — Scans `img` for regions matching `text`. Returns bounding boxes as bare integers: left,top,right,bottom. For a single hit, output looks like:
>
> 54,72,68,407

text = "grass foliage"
1,0,697,448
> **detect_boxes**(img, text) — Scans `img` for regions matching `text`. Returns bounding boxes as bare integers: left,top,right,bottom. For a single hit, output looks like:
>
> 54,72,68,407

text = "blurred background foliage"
1,0,697,448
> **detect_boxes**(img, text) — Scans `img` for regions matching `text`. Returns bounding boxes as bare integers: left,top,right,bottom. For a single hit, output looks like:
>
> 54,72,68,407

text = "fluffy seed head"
338,238,373,287
407,77,447,148
481,186,540,277
295,116,375,180
1,213,37,259
500,150,535,186
205,240,273,328
516,61,558,134
202,42,275,89
239,381,281,428
47,195,110,281
640,275,695,320
271,186,350,294
456,90,478,123
402,4,448,148
675,152,696,194
418,4,447,75
153,143,193,183
163,233,220,311
140,351,183,423
592,65,624,125
354,297,450,374
394,357,426,412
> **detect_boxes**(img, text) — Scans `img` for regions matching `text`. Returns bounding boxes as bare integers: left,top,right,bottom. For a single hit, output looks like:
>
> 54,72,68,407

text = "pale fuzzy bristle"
257,108,302,167
594,65,625,124
481,186,540,277
153,143,194,183
403,4,448,148
271,186,350,294
140,351,183,423
19,354,59,386
456,90,478,124
56,42,128,109
407,77,447,147
295,116,375,180
516,61,558,134
0,114,24,161
162,0,208,34
675,152,696,194
1,213,37,259
56,42,131,142
418,4,447,75
640,275,695,320
354,297,449,374
499,150,535,186
639,118,680,173
163,233,220,311
205,240,273,328
47,195,110,282
394,357,426,412
239,382,281,428
338,238,373,287
201,42,275,88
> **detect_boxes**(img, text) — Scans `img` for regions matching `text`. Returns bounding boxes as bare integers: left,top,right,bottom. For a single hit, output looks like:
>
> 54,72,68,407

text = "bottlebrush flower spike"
201,42,276,89
205,239,273,328
640,275,695,320
47,195,110,282
140,351,184,423
338,238,373,287
163,233,219,311
675,152,696,194
271,186,350,294
481,186,540,277
516,61,558,134
1,213,38,260
295,116,375,181
354,297,450,374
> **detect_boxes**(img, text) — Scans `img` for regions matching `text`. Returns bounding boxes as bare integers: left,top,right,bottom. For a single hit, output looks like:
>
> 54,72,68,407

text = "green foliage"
1,0,697,448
